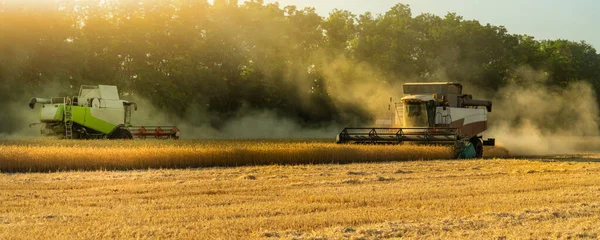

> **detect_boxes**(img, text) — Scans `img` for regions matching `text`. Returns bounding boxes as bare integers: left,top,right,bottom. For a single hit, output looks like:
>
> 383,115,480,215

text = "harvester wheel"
470,137,484,158
109,128,133,140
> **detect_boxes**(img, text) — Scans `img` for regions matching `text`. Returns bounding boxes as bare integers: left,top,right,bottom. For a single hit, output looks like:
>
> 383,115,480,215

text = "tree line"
1,0,599,132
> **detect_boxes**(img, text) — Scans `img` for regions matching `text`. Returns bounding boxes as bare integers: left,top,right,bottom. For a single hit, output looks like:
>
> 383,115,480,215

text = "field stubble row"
2,159,600,239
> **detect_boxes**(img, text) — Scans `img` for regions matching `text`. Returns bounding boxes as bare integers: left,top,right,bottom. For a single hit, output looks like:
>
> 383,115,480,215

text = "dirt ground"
2,155,600,239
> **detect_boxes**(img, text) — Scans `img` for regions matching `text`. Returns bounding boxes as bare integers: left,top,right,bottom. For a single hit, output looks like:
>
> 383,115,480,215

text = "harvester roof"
78,85,120,100
401,95,434,102
403,82,463,95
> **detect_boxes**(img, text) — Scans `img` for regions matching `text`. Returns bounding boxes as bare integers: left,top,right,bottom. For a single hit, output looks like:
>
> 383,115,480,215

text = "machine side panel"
72,107,117,134
90,108,124,127
460,121,488,138
100,99,124,109
72,107,86,125
40,104,64,122
99,85,120,100
448,108,488,138
449,108,487,124
90,99,125,127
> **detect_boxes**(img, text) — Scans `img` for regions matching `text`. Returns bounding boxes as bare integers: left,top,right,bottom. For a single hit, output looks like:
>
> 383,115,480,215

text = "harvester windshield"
403,102,428,127
402,98,436,128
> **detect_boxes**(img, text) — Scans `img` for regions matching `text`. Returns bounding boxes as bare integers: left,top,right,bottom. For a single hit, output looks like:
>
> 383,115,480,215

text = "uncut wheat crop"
0,139,454,172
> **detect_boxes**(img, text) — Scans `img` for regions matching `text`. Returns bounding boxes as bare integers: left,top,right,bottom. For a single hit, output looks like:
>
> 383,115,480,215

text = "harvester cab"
28,85,180,140
401,95,436,128
336,82,495,158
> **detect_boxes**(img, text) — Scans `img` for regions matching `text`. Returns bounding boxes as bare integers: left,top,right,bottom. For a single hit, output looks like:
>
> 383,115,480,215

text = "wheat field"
2,157,600,239
3,139,598,239
0,139,457,172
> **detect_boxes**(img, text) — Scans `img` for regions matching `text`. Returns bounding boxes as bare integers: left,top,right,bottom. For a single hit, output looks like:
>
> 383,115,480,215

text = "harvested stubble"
0,139,454,172
3,158,600,239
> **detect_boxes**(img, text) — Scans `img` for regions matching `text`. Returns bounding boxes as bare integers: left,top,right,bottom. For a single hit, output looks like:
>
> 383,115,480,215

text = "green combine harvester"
29,85,179,139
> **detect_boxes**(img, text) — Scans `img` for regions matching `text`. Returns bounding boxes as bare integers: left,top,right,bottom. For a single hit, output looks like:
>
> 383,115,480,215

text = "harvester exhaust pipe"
460,96,492,112
29,98,51,109
124,101,138,111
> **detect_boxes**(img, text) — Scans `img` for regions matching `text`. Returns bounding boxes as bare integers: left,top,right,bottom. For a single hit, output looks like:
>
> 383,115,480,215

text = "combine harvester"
336,82,495,158
28,85,179,139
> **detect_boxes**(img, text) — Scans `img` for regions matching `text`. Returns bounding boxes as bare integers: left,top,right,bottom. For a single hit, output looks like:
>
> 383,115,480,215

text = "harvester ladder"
394,102,404,127
64,97,73,139
124,104,132,125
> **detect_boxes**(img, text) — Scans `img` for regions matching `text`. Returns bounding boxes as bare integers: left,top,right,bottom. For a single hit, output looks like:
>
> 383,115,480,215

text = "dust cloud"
122,53,397,140
0,102,41,139
0,82,72,139
127,96,343,139
315,53,405,123
487,67,600,155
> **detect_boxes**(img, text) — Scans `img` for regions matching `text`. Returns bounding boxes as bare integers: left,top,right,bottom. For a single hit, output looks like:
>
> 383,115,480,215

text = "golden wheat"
0,139,455,172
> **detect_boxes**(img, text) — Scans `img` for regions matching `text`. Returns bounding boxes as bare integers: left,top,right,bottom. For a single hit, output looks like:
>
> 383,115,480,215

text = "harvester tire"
470,137,483,158
109,128,133,140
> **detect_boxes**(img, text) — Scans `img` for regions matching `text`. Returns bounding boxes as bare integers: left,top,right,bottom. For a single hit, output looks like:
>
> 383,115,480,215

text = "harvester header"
29,85,179,140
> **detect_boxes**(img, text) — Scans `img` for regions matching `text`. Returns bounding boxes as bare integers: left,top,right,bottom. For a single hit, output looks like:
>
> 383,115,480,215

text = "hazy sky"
247,0,598,49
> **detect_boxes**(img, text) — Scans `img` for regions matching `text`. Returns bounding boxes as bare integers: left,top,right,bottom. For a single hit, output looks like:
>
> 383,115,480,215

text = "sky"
247,0,599,49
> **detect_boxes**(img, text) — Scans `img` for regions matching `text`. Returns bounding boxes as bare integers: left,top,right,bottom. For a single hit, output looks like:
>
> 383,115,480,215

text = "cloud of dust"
115,49,408,140
315,53,405,125
0,102,41,139
121,51,399,140
127,95,342,139
0,81,73,139
486,67,600,155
